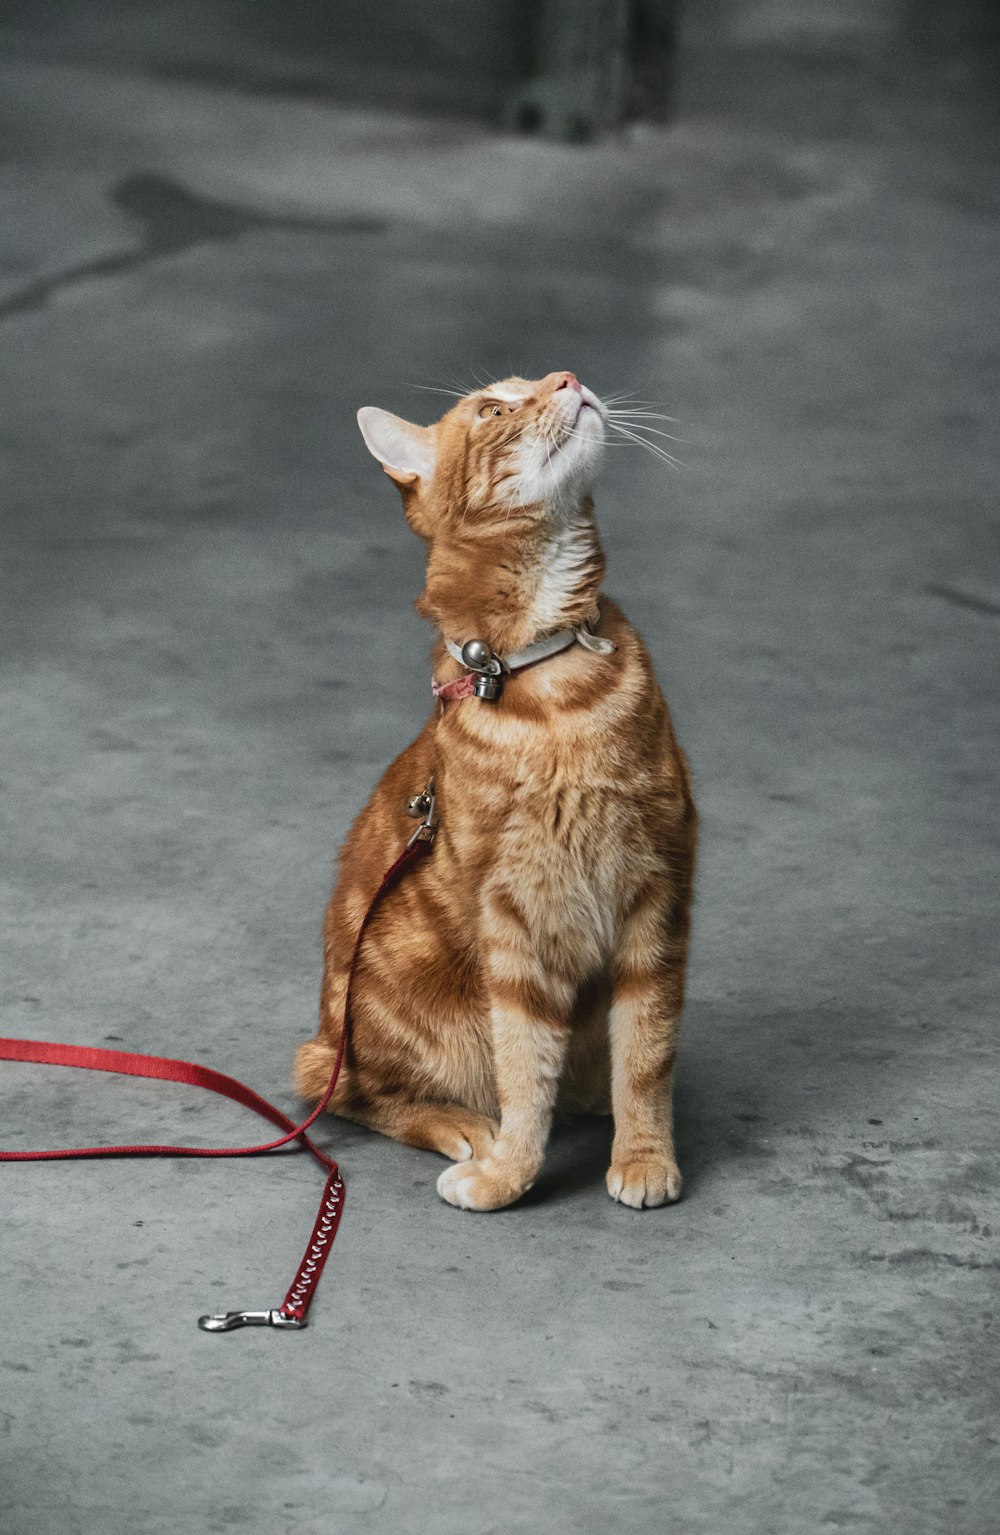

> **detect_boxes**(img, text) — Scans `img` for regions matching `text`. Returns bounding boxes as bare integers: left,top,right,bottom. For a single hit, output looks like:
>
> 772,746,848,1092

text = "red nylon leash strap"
0,831,433,1333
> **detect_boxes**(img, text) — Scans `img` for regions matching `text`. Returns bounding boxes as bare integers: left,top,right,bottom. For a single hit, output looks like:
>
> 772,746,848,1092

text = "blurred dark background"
4,0,678,131
2,4,998,1534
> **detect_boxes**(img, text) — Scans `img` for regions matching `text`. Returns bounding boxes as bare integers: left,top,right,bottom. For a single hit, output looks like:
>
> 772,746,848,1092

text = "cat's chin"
505,413,605,513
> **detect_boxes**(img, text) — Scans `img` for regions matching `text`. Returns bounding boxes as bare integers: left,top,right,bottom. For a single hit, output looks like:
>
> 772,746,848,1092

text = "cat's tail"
293,1036,341,1105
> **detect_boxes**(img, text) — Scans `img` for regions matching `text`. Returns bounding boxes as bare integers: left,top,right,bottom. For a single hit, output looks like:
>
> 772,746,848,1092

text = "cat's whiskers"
407,383,467,400
605,419,687,445
595,391,687,461
607,422,683,468
601,392,684,434
606,411,683,429
559,420,684,469
601,393,671,410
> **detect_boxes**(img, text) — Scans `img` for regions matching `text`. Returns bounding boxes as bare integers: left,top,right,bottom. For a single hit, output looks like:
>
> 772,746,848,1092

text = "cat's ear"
357,408,436,487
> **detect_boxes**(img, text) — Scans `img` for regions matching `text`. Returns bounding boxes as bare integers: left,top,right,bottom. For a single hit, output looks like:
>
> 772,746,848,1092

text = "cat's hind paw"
424,1109,498,1164
607,1156,682,1209
436,1158,530,1212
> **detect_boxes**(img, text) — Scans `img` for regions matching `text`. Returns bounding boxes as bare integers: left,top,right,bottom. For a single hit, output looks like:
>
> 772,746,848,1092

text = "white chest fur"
527,518,600,636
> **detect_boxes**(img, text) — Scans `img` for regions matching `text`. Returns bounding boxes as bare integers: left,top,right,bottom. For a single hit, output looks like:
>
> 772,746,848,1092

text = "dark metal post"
507,0,678,141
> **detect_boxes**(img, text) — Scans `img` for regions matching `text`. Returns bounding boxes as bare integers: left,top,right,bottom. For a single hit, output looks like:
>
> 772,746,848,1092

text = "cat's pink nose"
553,371,581,393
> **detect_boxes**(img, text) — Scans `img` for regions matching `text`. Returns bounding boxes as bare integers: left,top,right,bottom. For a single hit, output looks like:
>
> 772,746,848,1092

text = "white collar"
444,608,615,677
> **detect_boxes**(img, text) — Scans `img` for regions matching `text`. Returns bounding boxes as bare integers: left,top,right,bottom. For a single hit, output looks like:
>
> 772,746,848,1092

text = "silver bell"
406,792,432,818
473,673,502,701
461,638,494,671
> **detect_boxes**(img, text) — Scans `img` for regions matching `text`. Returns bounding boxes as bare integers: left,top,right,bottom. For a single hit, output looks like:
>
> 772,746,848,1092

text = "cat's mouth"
555,386,602,433
553,395,602,449
577,385,606,419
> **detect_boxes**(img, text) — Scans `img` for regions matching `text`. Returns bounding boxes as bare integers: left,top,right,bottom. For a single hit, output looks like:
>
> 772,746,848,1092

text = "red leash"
0,826,434,1332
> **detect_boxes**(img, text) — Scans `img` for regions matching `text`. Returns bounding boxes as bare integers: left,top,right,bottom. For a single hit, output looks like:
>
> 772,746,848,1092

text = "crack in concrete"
863,1248,1000,1270
0,172,387,321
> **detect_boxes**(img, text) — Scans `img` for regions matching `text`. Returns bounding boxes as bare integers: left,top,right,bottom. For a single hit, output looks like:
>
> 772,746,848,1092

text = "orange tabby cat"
295,371,696,1211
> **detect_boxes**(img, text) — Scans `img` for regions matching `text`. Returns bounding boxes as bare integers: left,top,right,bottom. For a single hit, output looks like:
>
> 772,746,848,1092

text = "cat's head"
356,371,606,536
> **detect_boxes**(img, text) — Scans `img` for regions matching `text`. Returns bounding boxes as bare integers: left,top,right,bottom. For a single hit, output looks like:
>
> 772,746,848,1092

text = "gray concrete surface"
2,3,998,1532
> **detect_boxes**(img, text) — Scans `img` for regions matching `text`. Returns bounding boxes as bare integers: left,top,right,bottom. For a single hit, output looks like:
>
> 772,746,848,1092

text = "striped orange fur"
294,371,697,1210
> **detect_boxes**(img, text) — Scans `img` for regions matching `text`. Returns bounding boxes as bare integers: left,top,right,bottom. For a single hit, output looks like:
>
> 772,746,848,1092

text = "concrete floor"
2,4,998,1532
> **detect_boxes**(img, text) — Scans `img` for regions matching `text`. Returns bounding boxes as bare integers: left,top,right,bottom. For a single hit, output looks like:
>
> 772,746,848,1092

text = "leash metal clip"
405,776,437,849
197,1309,306,1332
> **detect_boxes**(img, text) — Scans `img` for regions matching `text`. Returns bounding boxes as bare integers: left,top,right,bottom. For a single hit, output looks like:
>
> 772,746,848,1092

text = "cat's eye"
478,402,505,419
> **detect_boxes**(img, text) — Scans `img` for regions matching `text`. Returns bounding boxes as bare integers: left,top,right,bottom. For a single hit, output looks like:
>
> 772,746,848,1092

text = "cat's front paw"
607,1156,682,1209
436,1157,530,1212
